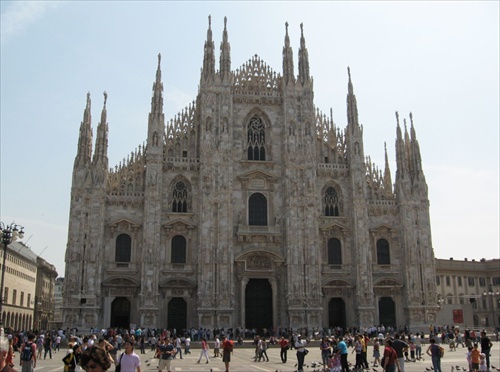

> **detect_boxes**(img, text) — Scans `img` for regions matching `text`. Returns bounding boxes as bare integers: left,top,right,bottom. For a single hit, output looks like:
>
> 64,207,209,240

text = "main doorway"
111,297,130,328
245,279,273,332
168,297,187,331
328,298,346,330
378,297,396,327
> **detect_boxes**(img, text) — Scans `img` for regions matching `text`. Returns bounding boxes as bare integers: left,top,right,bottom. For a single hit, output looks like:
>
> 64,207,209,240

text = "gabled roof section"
369,223,395,233
108,218,141,231
162,218,196,230
237,169,278,183
319,221,349,233
233,55,282,96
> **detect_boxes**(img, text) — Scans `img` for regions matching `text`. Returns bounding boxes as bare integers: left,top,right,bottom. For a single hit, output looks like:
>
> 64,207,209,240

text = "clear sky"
1,1,498,277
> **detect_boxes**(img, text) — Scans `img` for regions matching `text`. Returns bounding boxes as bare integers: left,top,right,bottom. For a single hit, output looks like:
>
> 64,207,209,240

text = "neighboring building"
435,258,500,330
63,18,438,332
52,277,64,330
0,241,37,331
35,257,58,331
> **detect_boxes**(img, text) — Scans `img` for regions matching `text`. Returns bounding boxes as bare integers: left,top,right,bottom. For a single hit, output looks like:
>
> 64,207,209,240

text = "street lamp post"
483,284,499,329
0,222,25,327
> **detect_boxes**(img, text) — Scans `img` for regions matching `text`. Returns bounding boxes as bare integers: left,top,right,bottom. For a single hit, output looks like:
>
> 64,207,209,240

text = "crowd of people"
0,324,495,372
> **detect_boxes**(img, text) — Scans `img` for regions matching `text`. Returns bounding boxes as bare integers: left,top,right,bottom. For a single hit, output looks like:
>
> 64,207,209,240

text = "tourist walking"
196,337,210,364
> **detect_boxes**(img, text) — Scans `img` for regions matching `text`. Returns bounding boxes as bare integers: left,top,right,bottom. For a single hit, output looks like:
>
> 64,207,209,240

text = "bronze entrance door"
245,279,272,332
378,297,396,327
168,297,187,331
328,298,346,329
111,297,131,328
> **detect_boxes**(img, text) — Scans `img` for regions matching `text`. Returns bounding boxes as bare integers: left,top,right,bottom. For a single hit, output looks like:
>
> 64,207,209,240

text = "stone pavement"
24,341,500,372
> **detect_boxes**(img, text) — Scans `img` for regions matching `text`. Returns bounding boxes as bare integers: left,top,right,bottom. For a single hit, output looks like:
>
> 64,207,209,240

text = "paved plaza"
22,341,500,372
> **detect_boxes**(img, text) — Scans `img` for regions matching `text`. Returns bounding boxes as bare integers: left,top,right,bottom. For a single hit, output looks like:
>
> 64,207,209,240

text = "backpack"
21,342,33,361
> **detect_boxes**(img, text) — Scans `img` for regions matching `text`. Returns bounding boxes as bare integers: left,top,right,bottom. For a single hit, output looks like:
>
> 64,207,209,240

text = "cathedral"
63,17,439,332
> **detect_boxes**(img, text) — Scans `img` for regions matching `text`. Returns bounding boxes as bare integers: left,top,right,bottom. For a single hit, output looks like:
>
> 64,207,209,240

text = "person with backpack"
221,335,233,372
426,337,444,372
19,333,36,372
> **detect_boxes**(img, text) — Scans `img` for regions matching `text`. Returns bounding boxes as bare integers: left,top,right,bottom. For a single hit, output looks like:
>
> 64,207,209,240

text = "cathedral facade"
63,17,438,332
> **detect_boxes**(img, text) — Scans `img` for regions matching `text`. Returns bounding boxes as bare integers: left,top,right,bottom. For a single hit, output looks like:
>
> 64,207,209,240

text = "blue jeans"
431,356,442,372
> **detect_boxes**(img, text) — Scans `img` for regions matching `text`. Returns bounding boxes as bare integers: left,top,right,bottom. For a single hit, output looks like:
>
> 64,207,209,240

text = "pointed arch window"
171,235,186,264
172,181,188,213
248,193,268,226
324,187,340,216
247,116,266,161
115,234,131,263
328,238,342,265
376,238,390,265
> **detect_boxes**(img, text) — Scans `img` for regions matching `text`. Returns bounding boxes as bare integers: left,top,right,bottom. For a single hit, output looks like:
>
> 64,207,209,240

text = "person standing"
19,333,36,372
320,336,331,371
184,335,191,355
279,336,289,363
426,338,444,372
338,336,350,372
157,338,176,372
0,335,17,372
480,331,492,371
174,335,182,359
117,339,141,372
221,335,233,372
43,334,53,360
196,337,210,364
391,334,408,372
382,339,400,372
295,335,307,372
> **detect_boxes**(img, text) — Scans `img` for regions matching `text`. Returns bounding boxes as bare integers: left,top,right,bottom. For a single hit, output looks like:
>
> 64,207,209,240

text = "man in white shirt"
118,339,141,372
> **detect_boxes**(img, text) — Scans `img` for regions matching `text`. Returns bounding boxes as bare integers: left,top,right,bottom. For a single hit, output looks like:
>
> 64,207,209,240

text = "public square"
23,340,500,372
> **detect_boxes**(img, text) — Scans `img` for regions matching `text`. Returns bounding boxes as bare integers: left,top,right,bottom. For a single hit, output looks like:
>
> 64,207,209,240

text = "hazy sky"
1,1,498,277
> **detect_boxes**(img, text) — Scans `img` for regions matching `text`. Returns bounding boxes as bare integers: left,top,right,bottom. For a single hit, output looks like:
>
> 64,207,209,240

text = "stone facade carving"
63,18,436,332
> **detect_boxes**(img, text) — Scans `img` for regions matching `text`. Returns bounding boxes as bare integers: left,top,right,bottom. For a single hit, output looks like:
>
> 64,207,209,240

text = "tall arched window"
115,234,131,262
171,235,186,264
328,238,342,265
172,181,188,213
248,193,268,226
247,116,266,161
324,187,340,216
377,238,390,265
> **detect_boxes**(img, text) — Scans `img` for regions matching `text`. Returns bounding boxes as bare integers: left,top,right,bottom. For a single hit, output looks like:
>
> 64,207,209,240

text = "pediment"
369,224,395,233
237,169,278,183
163,218,196,230
108,218,141,232
323,279,354,288
102,277,140,287
319,221,349,233
235,249,284,263
159,277,197,288
374,278,403,287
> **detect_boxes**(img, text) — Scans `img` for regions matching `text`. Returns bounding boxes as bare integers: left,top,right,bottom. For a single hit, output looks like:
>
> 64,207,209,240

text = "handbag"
115,353,123,372
304,349,309,355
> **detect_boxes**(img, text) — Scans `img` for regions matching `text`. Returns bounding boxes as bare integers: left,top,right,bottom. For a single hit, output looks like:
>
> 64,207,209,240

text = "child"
479,353,487,372
409,340,416,362
470,343,480,372
466,345,473,372
329,351,342,372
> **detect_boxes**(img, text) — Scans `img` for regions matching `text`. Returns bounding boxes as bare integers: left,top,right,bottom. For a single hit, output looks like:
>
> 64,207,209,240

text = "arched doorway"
111,297,131,328
245,279,272,332
378,297,396,327
328,298,346,330
168,297,187,331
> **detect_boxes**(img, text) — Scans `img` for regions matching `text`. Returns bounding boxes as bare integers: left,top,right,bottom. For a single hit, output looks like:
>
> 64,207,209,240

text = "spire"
92,91,109,168
395,111,408,180
383,142,393,193
74,92,93,167
202,15,215,82
409,112,424,179
150,53,163,118
346,67,359,130
297,23,310,86
282,22,295,86
219,16,231,81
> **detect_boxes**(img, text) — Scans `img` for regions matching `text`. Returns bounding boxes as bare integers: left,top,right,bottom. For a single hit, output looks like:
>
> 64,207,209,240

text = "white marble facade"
63,17,438,332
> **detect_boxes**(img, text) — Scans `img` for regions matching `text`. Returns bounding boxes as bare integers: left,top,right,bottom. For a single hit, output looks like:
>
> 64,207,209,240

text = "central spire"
202,15,215,82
